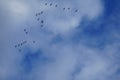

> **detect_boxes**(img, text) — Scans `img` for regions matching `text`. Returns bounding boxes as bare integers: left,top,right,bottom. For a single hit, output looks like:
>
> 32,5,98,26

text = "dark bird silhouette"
68,8,70,10
24,29,28,34
55,5,58,7
41,11,43,14
25,32,28,34
24,29,26,32
63,8,65,10
41,20,44,23
45,3,47,5
18,44,20,47
75,9,78,12
50,3,52,6
21,43,23,46
15,45,17,48
33,41,35,43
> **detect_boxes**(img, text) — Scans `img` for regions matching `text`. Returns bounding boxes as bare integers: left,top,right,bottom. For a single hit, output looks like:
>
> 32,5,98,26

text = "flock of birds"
14,2,79,52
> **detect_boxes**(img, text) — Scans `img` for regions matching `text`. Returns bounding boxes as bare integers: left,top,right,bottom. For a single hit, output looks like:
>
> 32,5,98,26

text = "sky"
0,0,120,80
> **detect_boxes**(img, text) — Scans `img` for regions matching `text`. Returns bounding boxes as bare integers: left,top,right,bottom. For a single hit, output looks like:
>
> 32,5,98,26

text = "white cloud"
0,0,120,80
37,0,104,34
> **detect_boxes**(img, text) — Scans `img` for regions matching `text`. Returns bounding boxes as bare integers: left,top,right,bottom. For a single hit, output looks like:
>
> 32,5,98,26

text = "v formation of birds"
14,2,79,52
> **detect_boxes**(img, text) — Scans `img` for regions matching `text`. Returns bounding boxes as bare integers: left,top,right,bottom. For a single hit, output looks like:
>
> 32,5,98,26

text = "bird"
50,3,52,6
21,43,23,46
33,41,35,43
22,41,27,45
15,45,17,48
41,20,44,23
24,29,26,32
18,44,20,47
25,32,28,34
45,3,47,5
63,8,65,10
75,9,78,12
68,8,70,10
55,5,58,7
41,11,43,14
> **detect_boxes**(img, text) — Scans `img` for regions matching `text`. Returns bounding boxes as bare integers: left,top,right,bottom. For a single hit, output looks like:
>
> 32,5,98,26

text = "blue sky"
0,0,120,80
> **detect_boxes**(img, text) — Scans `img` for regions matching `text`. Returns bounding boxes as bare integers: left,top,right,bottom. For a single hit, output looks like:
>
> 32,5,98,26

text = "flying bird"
25,32,28,34
41,20,44,23
63,8,65,10
50,3,52,6
33,41,35,43
41,11,43,14
15,45,17,48
75,9,78,12
24,29,26,32
68,8,70,10
21,43,23,46
18,44,20,47
45,3,47,5
55,5,58,7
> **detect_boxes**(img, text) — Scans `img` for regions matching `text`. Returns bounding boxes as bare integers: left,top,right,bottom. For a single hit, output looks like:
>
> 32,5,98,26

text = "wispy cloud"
0,0,120,80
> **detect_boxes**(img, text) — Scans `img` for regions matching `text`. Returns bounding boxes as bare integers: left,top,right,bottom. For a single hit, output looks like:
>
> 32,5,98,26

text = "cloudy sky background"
0,0,120,80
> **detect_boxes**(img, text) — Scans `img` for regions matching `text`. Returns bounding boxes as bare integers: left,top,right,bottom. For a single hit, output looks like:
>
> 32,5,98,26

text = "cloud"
1,0,103,34
0,0,120,80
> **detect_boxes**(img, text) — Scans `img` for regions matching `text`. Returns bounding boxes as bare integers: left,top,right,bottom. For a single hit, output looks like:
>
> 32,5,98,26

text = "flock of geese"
14,2,79,52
